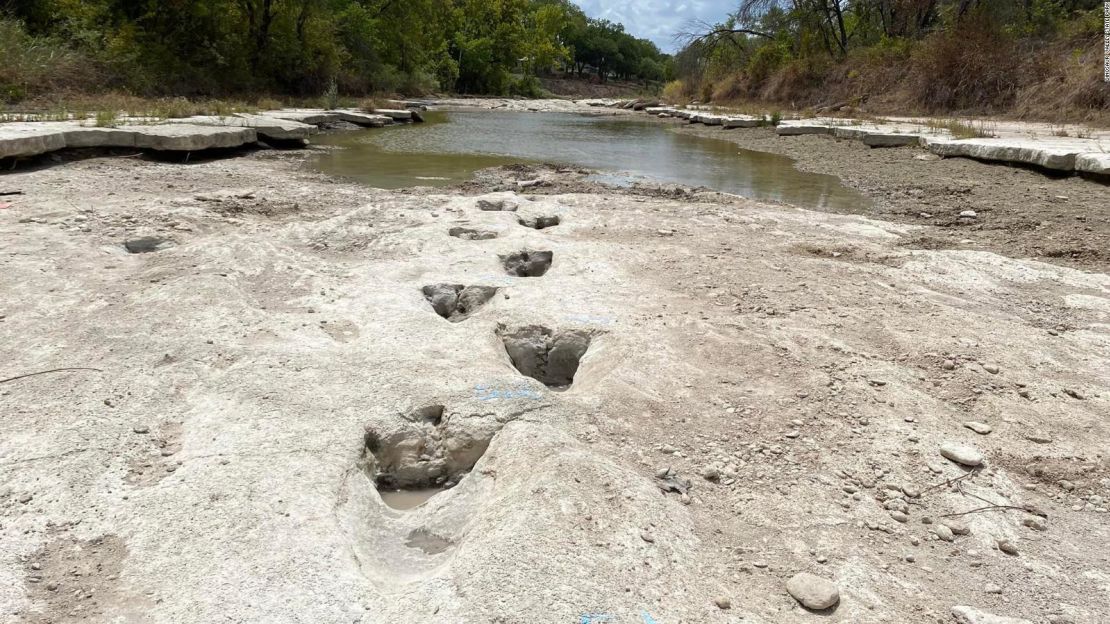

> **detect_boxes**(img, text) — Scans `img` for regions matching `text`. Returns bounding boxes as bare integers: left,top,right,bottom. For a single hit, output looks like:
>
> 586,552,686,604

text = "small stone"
963,421,992,435
640,530,655,543
997,539,1018,555
701,467,720,482
1024,432,1052,444
714,598,731,610
940,518,970,535
942,359,956,370
952,605,1032,624
959,210,977,218
983,364,1000,374
890,511,909,523
124,237,174,254
18,494,33,504
940,443,983,467
901,484,921,498
785,572,840,610
1021,517,1046,531
932,524,955,542
132,425,150,434
984,583,1002,594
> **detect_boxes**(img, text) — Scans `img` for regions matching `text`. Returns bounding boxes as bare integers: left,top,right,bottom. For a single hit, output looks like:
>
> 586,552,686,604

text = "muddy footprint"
500,250,552,277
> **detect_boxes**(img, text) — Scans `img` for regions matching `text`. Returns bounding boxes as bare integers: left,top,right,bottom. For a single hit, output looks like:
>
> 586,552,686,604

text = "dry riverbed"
675,123,1110,273
0,135,1108,624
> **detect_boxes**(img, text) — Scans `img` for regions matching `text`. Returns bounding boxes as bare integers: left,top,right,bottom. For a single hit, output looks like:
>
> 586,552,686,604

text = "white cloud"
576,0,735,52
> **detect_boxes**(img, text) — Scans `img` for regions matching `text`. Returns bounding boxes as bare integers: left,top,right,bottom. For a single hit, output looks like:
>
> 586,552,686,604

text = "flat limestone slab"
262,109,342,126
925,138,1080,171
860,132,923,147
1076,152,1110,175
370,108,413,121
0,122,68,158
1,120,257,156
776,122,835,136
130,124,257,151
186,114,317,141
330,110,392,127
723,116,762,129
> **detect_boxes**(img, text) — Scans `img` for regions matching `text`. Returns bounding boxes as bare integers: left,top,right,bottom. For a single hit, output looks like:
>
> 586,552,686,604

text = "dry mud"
0,147,1108,624
675,123,1110,273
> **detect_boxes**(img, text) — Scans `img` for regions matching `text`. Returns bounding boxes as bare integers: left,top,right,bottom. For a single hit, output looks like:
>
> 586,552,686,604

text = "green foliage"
672,0,1104,114
94,109,117,127
1,0,668,102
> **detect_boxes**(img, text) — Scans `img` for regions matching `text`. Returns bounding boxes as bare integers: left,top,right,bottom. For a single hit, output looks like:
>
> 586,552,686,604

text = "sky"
576,0,736,53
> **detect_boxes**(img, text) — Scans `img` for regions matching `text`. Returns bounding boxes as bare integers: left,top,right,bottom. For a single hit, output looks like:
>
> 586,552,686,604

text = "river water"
313,110,868,211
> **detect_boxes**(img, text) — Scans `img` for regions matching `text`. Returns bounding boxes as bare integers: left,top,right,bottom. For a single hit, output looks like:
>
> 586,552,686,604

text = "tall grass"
0,17,98,104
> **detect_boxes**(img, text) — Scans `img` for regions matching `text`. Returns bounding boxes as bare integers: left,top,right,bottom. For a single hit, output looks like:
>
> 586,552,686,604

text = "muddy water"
312,110,870,211
379,488,444,510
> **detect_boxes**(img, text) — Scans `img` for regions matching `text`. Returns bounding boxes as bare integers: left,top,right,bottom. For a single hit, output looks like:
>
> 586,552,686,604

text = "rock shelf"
0,107,409,160
618,104,1110,177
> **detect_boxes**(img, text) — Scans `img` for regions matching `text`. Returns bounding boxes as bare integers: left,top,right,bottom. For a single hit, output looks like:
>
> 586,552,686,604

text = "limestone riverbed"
0,104,1108,624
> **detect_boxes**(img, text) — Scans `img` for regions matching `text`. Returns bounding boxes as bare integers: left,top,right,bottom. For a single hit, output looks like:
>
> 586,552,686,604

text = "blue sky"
576,0,735,53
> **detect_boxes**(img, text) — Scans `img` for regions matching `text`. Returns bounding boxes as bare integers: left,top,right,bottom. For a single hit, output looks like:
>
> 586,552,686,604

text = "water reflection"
312,110,868,211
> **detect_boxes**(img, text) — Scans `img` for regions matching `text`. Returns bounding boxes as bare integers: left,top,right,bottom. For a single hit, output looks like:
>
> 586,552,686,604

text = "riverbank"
1,124,1108,623
671,122,1110,273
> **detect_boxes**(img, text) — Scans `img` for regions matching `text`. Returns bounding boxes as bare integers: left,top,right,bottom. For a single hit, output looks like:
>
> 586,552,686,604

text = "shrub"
0,17,98,104
508,75,545,98
94,109,118,127
907,13,1020,111
661,80,687,103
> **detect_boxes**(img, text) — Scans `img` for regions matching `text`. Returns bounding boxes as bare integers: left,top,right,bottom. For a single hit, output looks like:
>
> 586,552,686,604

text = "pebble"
18,494,33,504
932,524,955,542
890,511,909,523
952,605,1032,624
940,518,970,536
1024,432,1052,444
959,210,978,218
940,443,983,467
996,539,1018,555
942,359,956,370
785,572,840,610
133,425,150,434
963,421,992,435
714,598,731,610
983,364,1000,374
1021,517,1046,531
984,583,1002,594
640,530,655,543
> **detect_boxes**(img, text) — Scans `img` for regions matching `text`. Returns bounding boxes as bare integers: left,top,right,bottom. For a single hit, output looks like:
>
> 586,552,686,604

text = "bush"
907,13,1020,111
508,75,545,98
661,80,687,103
0,17,99,104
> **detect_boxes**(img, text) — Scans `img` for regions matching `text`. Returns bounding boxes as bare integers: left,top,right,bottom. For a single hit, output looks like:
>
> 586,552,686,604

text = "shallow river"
313,110,868,211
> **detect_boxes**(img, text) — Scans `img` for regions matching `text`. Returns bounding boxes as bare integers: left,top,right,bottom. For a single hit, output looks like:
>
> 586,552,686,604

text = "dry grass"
0,93,293,125
682,12,1109,128
925,118,997,139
